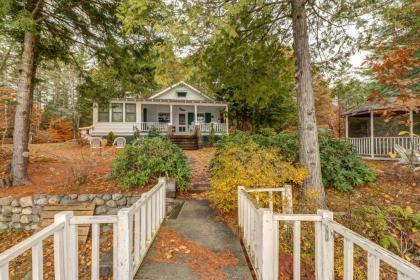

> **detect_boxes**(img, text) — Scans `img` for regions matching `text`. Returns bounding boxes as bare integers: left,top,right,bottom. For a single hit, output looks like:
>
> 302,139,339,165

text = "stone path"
184,149,214,192
135,200,252,280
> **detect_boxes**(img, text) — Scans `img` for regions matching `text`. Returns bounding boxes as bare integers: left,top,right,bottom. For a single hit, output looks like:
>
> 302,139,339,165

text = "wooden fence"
237,186,420,280
0,178,167,280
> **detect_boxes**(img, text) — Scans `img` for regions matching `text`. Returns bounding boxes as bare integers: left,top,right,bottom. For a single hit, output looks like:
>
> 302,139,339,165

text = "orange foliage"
48,120,73,142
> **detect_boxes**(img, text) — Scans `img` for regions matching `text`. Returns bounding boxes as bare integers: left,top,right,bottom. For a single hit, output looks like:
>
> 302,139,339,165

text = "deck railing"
0,178,167,280
196,122,228,134
237,186,420,280
349,137,420,158
136,122,168,132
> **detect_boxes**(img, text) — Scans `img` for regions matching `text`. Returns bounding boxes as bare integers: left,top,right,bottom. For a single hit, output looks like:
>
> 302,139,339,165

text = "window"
112,103,123,122
125,103,136,122
197,113,204,123
98,104,109,122
177,91,187,97
158,112,170,123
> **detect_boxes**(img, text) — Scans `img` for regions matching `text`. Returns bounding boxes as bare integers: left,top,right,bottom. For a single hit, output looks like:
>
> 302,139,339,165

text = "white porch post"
138,102,142,123
170,104,173,125
370,111,374,158
93,103,98,124
225,105,229,134
345,115,349,138
194,104,198,125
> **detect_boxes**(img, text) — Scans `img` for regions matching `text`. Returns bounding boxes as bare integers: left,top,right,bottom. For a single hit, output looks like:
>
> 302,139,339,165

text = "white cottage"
91,81,229,137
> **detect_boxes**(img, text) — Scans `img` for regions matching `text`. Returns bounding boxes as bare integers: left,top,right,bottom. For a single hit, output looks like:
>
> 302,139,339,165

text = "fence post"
282,185,293,214
238,186,245,229
158,177,166,221
117,208,132,280
54,211,74,280
318,210,334,280
260,209,278,280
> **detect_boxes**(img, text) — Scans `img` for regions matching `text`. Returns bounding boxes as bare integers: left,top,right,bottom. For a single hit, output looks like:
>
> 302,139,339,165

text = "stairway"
169,134,199,150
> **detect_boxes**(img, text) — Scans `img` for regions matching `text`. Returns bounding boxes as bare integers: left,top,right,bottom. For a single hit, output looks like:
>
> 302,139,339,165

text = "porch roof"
343,97,420,117
110,98,227,106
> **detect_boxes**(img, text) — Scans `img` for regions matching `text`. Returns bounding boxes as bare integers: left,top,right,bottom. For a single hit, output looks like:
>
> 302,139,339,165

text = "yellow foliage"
208,141,308,213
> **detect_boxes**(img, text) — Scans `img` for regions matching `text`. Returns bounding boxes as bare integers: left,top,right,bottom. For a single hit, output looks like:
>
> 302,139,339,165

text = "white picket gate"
0,178,167,280
238,186,420,280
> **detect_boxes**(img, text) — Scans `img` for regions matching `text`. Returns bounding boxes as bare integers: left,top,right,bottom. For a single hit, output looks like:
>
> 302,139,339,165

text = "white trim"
148,81,213,101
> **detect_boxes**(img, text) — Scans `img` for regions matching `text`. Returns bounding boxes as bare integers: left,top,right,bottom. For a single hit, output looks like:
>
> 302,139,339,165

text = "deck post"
370,111,374,158
138,102,142,124
318,210,334,280
194,104,198,125
54,211,74,280
169,104,173,125
117,208,132,280
260,209,278,280
345,115,349,138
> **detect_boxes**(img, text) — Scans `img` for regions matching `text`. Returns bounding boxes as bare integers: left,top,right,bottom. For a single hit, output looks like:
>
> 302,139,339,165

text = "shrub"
219,131,376,192
148,126,161,138
106,131,115,146
112,137,191,190
318,132,376,192
209,140,308,213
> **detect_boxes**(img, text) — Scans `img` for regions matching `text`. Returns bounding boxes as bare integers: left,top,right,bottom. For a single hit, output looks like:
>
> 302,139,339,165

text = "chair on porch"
113,137,126,149
394,144,420,171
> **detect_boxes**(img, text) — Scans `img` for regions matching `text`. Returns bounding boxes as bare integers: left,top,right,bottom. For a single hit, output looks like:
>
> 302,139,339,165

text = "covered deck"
91,98,229,136
343,97,419,159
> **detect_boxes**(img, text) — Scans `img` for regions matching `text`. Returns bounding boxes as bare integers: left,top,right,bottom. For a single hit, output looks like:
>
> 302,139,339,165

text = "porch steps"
169,135,199,150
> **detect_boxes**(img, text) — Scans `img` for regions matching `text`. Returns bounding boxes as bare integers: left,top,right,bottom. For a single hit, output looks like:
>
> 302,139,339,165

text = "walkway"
135,200,252,279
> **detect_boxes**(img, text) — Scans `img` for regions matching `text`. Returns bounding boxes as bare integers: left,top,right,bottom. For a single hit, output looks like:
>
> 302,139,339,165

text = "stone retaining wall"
0,193,148,231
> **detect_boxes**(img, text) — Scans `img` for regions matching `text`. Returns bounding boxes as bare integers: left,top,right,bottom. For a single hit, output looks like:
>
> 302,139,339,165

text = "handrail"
0,221,65,266
0,178,167,280
237,186,420,280
326,219,420,279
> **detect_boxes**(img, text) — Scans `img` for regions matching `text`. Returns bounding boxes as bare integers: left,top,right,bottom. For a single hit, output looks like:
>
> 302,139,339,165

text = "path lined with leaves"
135,200,252,280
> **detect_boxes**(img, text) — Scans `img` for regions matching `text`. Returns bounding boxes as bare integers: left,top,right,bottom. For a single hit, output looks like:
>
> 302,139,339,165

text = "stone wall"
0,193,144,231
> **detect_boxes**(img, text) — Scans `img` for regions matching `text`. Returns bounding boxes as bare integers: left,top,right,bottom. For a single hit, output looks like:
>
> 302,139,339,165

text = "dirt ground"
0,142,134,197
327,160,420,212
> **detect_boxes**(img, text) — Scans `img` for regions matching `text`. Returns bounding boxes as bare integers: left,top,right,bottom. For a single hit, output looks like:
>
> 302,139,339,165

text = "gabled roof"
148,81,212,101
343,97,420,116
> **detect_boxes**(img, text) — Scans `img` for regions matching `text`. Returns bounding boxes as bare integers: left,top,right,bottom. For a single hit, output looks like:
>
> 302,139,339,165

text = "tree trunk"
11,31,37,185
290,0,326,206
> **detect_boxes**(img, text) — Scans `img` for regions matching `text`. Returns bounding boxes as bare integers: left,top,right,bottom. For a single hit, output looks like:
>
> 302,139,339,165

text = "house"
343,97,419,159
90,81,229,140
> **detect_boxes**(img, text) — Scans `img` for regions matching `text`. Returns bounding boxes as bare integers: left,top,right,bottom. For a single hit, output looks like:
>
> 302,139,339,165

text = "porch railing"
196,122,228,133
0,178,167,280
136,122,168,132
349,137,420,158
237,186,420,280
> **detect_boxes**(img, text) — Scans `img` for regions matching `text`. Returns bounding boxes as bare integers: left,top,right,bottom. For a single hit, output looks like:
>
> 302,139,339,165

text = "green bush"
318,132,376,192
147,126,161,138
112,137,192,191
220,130,376,192
106,131,115,146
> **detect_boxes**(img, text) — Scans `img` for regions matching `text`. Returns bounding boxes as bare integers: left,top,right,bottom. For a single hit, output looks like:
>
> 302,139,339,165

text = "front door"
178,113,186,132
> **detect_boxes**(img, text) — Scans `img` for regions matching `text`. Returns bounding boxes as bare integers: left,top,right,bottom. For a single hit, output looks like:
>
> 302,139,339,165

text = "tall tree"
0,0,154,185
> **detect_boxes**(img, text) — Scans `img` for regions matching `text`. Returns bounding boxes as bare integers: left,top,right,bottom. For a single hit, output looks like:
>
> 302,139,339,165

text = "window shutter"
205,113,212,123
143,108,148,122
188,112,194,125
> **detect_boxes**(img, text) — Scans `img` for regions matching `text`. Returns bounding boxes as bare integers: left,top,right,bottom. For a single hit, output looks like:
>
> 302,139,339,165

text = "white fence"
349,137,420,158
136,122,169,132
197,122,228,134
237,186,420,280
0,178,167,280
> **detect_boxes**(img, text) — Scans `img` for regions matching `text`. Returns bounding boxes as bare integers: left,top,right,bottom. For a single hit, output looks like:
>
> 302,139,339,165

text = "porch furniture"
113,137,126,148
394,144,420,171
90,137,103,152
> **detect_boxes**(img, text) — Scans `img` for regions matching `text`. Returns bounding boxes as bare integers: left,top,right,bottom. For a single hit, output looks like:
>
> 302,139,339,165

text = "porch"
92,100,229,136
343,98,419,159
